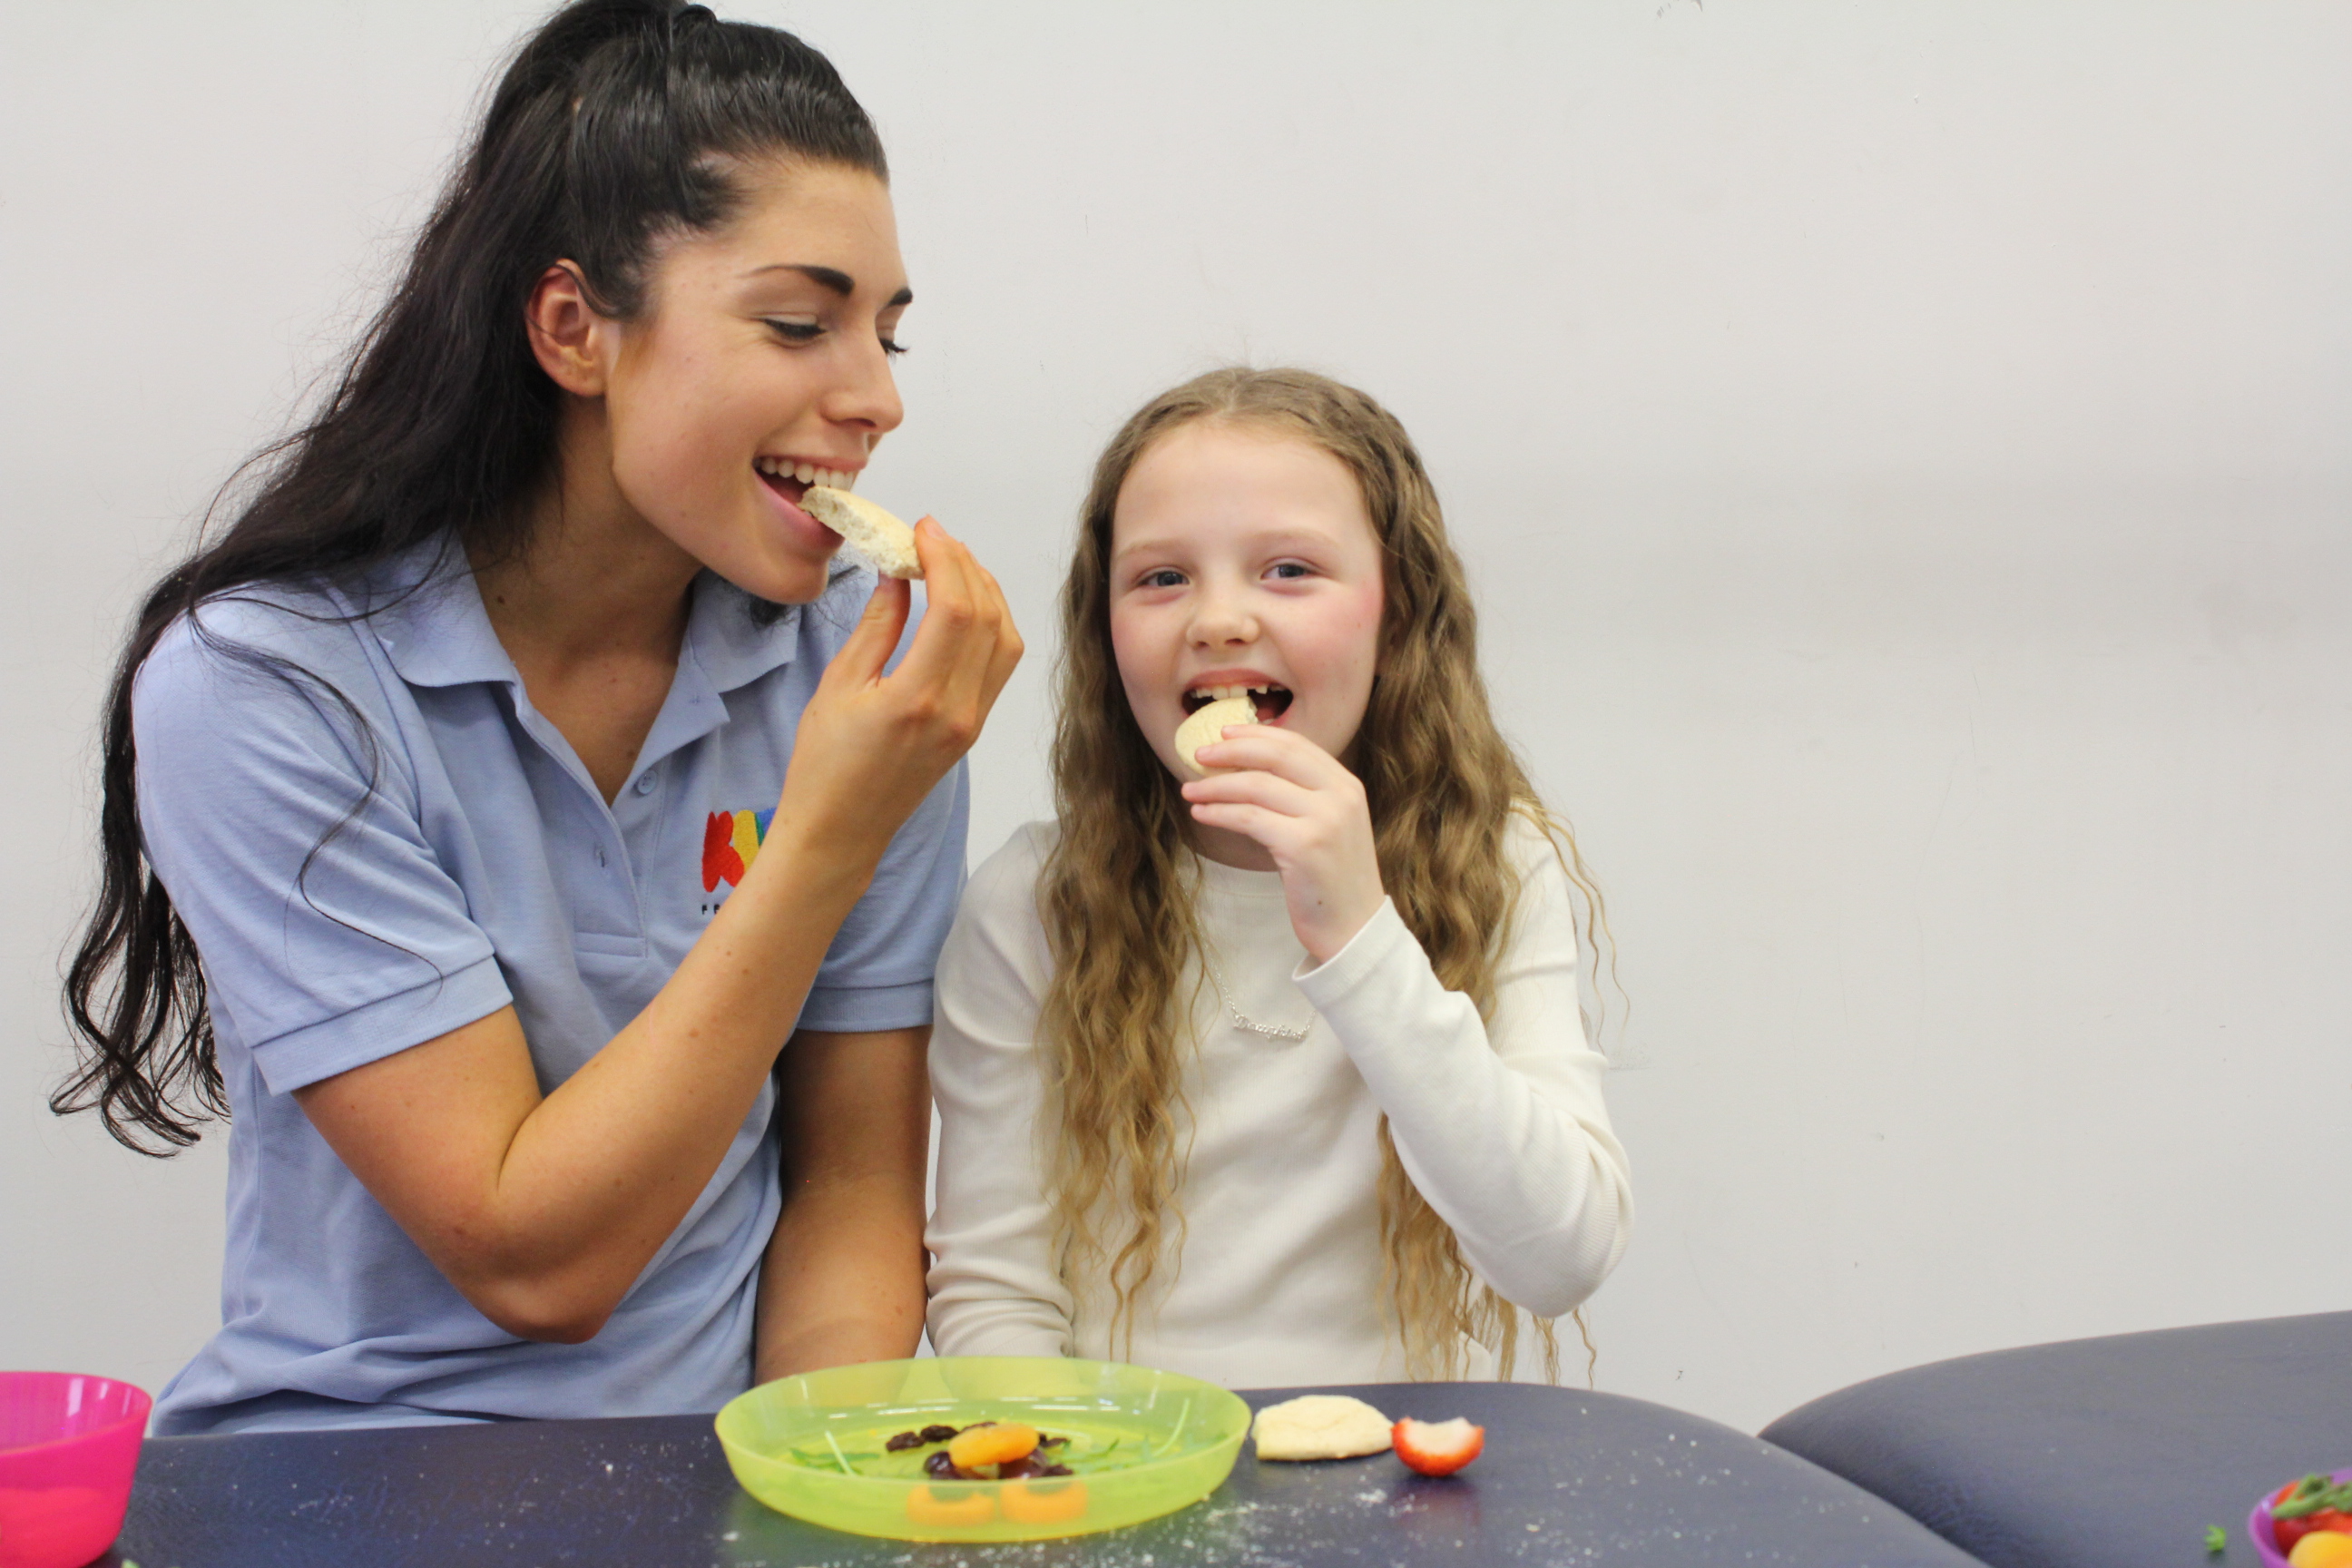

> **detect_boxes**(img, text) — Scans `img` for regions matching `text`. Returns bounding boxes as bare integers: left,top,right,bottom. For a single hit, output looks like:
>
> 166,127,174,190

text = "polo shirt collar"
366,534,857,697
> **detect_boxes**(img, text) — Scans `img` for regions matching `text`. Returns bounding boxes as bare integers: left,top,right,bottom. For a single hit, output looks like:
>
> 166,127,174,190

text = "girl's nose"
1188,585,1257,647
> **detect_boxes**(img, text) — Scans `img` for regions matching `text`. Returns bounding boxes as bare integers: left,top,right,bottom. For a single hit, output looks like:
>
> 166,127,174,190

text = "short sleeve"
793,760,970,1034
135,610,510,1094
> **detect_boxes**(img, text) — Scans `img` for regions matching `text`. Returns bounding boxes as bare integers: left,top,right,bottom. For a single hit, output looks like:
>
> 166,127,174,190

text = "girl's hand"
1181,725,1387,965
780,517,1023,863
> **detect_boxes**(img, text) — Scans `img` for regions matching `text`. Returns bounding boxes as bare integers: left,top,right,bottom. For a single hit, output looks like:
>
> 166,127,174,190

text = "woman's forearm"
754,1025,932,1381
754,1171,929,1380
297,548,1013,1343
296,820,885,1341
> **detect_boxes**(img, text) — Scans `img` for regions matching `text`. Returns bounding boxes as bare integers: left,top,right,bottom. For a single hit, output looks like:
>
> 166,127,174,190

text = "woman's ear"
524,262,613,397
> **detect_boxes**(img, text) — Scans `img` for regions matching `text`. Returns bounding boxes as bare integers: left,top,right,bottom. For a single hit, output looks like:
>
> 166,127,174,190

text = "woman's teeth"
754,456,855,489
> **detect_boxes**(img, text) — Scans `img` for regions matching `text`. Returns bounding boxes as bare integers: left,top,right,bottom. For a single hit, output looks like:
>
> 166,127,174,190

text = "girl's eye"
1139,569,1187,589
879,336,909,358
1268,562,1312,580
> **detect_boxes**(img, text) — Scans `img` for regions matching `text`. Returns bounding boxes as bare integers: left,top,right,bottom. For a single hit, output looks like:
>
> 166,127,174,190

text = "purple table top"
104,1381,1987,1567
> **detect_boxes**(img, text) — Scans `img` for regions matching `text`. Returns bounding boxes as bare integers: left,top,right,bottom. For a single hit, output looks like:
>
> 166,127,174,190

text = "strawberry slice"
1392,1416,1485,1476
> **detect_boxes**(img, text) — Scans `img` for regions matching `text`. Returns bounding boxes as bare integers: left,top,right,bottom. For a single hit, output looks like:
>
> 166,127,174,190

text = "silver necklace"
1204,961,1314,1042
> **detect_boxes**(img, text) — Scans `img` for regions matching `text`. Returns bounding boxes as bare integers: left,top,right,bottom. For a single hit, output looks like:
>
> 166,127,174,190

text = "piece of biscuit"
1173,696,1256,777
1250,1394,1395,1461
802,485,923,580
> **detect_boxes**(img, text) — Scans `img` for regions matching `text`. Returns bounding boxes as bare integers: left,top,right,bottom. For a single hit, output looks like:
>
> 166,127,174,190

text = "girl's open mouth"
1182,683,1293,723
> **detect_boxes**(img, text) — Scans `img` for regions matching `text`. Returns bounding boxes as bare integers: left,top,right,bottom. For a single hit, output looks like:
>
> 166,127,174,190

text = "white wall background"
3,1,2346,1436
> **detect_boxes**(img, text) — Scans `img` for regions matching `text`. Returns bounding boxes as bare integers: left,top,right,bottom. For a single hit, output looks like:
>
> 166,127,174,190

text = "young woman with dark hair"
55,0,1021,1433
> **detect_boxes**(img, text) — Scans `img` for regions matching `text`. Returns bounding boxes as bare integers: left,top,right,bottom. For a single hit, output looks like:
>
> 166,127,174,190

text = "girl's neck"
1188,819,1279,874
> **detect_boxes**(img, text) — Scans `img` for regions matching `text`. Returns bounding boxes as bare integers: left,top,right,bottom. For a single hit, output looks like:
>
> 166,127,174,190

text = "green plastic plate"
714,1356,1250,1543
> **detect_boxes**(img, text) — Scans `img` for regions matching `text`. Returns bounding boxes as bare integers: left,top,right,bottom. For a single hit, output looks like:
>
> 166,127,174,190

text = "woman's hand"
1181,725,1387,965
779,517,1023,865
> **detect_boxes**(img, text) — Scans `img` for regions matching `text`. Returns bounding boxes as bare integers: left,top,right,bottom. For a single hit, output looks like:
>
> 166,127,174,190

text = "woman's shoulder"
140,578,378,711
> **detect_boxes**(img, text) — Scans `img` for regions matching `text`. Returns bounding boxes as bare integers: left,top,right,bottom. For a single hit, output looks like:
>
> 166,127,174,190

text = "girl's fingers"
1186,799,1324,862
1181,767,1320,820
1191,727,1351,789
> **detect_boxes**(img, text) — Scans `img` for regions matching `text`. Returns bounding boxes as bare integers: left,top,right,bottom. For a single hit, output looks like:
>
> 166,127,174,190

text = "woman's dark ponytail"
55,0,887,1152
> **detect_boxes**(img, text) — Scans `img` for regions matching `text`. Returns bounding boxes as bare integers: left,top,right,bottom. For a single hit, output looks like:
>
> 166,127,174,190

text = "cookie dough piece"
1250,1394,1394,1461
802,485,923,580
1174,696,1256,777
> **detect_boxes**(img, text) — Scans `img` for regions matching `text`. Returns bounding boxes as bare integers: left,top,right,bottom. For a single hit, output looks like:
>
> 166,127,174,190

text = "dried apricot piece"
906,1485,996,1527
1003,1478,1090,1524
947,1421,1040,1471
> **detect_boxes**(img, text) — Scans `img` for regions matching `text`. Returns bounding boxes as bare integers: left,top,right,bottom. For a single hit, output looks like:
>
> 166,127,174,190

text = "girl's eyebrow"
741,261,915,308
1111,526,1337,569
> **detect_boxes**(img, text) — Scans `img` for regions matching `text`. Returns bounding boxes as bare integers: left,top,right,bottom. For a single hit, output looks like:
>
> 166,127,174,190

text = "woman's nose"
821,336,906,438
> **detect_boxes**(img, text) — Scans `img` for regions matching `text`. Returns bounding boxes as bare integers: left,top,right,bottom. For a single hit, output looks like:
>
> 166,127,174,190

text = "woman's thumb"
833,574,911,685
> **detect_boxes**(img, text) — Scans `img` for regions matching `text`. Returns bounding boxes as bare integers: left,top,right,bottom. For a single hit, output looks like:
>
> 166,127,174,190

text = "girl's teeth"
792,461,815,484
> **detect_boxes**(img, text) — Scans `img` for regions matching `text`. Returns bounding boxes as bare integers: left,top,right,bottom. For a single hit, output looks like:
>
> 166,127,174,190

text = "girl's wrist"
1298,888,1388,968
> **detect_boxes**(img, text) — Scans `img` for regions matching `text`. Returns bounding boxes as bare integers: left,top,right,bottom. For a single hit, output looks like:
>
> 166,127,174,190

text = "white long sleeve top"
924,818,1633,1387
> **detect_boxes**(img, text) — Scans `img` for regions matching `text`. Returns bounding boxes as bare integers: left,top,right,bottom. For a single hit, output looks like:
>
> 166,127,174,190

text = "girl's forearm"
1300,902,1632,1318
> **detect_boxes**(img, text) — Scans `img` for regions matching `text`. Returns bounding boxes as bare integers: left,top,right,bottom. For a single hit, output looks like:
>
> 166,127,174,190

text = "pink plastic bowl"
0,1373,150,1568
2249,1466,2352,1568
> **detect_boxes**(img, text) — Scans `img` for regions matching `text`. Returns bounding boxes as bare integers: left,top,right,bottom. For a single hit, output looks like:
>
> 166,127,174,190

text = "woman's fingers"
897,518,1012,705
827,574,913,691
956,549,1024,714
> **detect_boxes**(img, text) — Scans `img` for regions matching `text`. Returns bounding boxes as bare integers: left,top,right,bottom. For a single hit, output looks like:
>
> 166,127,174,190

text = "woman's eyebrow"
742,262,914,307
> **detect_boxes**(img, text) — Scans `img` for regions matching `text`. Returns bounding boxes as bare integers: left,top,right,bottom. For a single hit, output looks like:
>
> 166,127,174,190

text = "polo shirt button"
633,771,657,795
594,846,607,867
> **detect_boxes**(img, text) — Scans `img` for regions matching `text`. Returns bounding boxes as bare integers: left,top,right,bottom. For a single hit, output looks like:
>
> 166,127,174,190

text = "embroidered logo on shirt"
702,808,774,892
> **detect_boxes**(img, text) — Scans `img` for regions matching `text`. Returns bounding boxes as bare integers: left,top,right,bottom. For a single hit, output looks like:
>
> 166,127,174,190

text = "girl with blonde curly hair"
926,368,1631,1383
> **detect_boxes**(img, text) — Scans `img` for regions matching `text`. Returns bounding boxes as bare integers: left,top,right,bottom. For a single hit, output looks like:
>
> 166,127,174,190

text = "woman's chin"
707,544,840,607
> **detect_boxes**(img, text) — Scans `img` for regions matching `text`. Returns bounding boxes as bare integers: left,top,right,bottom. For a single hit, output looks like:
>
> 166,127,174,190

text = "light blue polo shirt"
133,537,966,1435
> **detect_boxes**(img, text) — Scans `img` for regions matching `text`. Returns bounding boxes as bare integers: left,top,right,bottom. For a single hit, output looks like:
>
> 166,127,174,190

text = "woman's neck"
468,415,701,801
471,416,701,675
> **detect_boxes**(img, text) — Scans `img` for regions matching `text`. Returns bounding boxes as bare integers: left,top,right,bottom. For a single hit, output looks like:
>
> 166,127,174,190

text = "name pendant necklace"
1204,960,1314,1042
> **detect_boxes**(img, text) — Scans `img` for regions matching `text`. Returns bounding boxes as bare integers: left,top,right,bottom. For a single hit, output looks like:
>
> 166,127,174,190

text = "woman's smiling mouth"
753,456,858,509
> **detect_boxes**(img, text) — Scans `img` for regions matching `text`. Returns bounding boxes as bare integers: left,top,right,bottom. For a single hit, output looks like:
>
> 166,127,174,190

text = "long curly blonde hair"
1037,367,1609,1380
